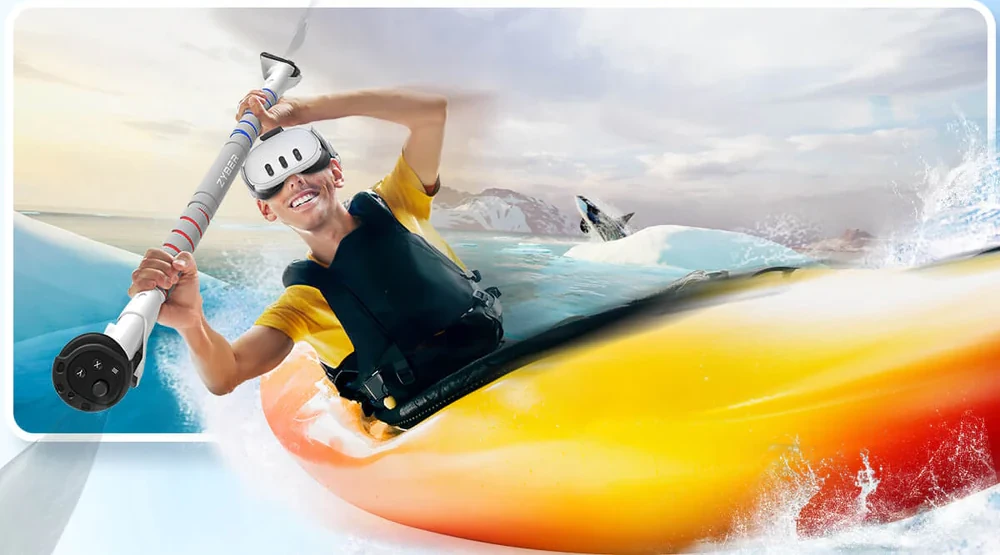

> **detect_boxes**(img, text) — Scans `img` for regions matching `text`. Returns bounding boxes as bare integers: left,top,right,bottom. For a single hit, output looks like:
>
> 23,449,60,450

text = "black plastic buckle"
473,289,494,308
361,371,388,403
378,344,416,386
464,269,482,282
392,360,416,386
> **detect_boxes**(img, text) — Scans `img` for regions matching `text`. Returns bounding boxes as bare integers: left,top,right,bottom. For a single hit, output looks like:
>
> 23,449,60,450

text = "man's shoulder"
267,281,329,312
381,153,438,195
372,152,436,221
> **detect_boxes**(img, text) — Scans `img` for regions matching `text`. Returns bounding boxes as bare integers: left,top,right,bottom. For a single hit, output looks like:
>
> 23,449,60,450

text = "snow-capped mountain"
430,187,579,236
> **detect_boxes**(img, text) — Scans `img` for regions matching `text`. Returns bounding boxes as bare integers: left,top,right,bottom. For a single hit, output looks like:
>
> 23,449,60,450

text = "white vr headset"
241,125,341,200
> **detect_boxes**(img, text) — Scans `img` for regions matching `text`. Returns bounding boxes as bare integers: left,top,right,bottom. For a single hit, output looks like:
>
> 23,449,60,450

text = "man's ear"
330,159,345,189
257,199,278,222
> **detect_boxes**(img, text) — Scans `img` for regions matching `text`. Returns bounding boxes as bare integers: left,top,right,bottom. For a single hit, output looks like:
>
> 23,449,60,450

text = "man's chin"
294,208,330,229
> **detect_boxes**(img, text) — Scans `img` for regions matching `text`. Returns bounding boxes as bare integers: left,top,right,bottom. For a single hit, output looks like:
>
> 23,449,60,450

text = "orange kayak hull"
261,258,1000,554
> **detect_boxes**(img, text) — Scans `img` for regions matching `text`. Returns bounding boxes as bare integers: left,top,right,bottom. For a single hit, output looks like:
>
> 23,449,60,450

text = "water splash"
854,450,881,520
736,214,824,252
741,115,1000,271
867,115,1000,268
708,412,998,554
722,440,825,549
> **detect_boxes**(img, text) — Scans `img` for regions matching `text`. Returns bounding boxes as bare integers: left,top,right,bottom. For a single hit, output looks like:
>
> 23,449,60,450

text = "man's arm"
129,248,295,395
289,89,448,192
179,319,293,396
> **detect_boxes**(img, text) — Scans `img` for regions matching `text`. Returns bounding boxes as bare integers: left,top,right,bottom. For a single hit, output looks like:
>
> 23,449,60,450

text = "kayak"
260,249,1000,554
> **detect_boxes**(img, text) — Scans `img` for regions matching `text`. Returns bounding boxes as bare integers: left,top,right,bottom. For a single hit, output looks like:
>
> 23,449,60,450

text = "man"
129,87,503,420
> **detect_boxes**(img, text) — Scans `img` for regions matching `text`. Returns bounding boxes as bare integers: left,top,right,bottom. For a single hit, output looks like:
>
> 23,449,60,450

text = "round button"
92,380,110,398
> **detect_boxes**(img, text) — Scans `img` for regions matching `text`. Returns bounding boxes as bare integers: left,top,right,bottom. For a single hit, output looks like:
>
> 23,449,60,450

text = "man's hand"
236,89,300,135
127,248,294,396
128,249,204,331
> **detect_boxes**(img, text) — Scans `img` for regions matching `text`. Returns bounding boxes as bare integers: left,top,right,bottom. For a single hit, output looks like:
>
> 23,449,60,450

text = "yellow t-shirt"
254,152,464,367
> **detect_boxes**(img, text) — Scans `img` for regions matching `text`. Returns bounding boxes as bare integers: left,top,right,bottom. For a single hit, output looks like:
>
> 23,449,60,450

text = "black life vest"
282,190,504,417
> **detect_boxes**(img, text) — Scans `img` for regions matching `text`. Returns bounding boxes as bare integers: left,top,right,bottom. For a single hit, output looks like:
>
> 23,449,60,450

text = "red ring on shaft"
181,216,203,237
171,229,195,250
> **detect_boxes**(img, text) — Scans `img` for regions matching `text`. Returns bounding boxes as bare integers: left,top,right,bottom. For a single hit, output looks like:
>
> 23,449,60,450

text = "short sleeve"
373,151,439,221
254,285,357,367
254,286,319,342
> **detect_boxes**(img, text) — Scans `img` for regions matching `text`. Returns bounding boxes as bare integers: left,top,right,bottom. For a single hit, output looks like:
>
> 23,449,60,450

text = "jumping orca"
575,195,635,242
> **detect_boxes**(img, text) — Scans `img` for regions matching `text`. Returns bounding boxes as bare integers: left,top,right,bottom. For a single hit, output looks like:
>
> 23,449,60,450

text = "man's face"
257,159,345,231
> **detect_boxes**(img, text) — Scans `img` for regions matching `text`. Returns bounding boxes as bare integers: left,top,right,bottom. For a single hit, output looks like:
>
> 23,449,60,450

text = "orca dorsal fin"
619,212,635,224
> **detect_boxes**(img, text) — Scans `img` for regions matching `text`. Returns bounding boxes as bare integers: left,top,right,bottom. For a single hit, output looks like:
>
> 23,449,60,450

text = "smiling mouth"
289,190,319,209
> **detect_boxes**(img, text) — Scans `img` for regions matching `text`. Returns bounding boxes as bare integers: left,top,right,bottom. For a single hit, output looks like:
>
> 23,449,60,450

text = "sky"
11,6,991,237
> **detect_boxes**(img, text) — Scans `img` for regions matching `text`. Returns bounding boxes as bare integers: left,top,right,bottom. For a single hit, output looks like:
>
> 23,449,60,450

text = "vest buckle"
464,269,482,282
379,344,416,386
392,360,416,386
473,288,495,308
361,371,388,404
361,370,400,410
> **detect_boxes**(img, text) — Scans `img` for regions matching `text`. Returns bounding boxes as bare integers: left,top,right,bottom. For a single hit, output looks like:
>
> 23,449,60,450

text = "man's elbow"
417,95,448,127
431,95,448,118
205,374,237,396
206,381,233,397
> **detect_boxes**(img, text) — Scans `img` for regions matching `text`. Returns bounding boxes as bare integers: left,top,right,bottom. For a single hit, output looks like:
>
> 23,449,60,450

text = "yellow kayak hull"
261,253,1000,554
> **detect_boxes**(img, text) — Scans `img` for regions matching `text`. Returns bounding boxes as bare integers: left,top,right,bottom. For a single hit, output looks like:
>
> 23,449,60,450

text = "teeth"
292,192,317,208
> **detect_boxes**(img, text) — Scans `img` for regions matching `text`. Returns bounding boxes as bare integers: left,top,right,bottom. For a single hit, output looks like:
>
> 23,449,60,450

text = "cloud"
575,8,987,137
13,6,981,233
121,119,228,149
210,7,986,144
787,128,937,154
124,119,195,136
13,58,123,96
785,22,987,101
180,41,255,66
210,8,619,103
631,127,941,205
639,135,781,182
180,41,223,60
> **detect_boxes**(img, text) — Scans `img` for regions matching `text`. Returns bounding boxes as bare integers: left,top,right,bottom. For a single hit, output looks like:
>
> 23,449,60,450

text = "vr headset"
241,125,341,200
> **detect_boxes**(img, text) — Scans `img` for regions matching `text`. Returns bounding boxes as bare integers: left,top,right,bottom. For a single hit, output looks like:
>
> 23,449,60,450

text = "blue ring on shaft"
240,119,259,136
230,129,252,142
262,88,277,108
